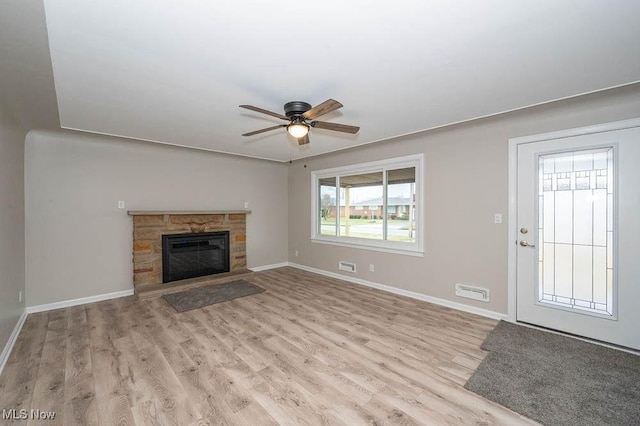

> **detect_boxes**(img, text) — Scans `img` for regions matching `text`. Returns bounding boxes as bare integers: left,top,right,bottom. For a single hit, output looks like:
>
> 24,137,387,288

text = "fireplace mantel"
128,210,251,216
128,210,249,291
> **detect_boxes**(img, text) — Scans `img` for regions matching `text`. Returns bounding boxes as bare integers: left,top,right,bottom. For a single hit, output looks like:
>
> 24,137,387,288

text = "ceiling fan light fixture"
287,120,310,138
240,99,358,142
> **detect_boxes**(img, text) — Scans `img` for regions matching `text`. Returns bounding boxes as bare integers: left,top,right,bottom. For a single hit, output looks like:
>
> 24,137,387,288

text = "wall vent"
338,261,357,273
455,284,490,302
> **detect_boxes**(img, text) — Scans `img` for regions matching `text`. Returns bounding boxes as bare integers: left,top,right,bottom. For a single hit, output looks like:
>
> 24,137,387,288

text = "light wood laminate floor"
0,267,536,425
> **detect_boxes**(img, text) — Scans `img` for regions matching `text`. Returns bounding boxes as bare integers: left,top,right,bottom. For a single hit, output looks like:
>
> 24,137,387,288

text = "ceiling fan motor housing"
284,101,312,118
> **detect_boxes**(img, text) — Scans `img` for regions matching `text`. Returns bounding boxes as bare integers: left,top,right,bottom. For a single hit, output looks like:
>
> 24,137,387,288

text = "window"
311,154,423,255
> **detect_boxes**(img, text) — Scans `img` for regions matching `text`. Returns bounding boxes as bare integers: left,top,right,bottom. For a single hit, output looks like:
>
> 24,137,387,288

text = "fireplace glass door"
162,231,230,283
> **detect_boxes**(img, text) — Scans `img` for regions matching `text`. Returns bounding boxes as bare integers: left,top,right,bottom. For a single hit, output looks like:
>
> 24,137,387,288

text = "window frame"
311,154,424,256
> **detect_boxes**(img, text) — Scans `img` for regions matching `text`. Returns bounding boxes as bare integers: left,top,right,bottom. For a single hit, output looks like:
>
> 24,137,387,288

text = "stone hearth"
128,210,250,289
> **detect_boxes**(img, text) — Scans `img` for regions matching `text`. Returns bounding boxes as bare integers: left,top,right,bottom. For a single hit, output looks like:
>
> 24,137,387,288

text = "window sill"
310,237,424,257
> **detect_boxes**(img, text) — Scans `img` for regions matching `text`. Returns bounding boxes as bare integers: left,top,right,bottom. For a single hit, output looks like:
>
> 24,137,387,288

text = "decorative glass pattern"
537,148,614,315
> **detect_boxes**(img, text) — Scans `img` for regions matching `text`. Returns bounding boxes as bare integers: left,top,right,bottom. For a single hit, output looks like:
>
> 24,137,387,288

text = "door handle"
519,240,536,248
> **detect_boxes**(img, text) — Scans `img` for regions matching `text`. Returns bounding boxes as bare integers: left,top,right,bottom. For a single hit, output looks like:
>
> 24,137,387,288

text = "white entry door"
516,123,640,350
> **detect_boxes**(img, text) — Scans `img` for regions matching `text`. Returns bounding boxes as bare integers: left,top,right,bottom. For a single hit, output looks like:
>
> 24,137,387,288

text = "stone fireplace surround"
128,210,250,291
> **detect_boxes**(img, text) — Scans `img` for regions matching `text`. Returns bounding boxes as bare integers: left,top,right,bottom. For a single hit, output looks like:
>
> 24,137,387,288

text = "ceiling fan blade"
297,134,310,145
239,105,289,121
310,121,360,134
303,99,343,120
242,124,287,136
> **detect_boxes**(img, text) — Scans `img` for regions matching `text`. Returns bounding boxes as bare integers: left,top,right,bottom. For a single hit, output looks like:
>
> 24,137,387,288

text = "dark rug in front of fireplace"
162,280,265,312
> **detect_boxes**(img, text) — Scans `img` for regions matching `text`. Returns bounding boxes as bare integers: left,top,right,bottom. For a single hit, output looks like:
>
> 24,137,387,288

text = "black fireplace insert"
161,231,230,283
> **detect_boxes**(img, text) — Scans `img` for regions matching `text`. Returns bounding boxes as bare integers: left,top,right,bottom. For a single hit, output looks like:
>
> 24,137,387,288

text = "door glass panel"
537,147,614,315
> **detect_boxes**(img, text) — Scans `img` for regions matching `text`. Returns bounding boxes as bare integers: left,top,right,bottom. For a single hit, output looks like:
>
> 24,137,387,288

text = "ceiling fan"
240,99,359,145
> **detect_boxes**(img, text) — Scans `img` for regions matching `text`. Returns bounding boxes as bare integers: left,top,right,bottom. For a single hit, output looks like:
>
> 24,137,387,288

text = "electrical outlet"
118,200,125,209
244,201,249,209
295,250,299,257
369,264,375,272
18,290,22,303
494,213,502,224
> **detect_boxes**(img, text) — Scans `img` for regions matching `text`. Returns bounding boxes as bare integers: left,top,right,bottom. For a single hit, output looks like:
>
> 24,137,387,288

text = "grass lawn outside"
320,218,415,242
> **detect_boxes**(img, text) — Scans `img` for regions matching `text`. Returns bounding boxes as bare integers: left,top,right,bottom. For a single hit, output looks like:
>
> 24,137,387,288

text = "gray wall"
25,130,289,306
0,0,58,354
0,119,27,351
288,84,640,315
0,0,59,131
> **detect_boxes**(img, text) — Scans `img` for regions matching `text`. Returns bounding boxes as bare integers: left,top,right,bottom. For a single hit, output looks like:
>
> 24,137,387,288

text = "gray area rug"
162,280,264,312
465,321,640,425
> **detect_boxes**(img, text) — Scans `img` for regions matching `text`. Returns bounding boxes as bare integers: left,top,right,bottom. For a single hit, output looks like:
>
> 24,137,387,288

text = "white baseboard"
26,289,135,314
249,262,290,272
288,263,507,321
0,308,28,376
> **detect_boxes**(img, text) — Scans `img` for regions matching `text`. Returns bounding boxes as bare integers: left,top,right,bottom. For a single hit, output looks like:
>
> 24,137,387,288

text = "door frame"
507,118,640,322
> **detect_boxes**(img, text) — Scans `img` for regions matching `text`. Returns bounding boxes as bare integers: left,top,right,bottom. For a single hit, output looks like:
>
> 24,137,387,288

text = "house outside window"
311,154,423,256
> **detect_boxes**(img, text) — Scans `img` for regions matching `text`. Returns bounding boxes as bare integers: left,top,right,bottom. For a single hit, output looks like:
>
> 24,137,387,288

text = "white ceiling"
44,1,640,162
